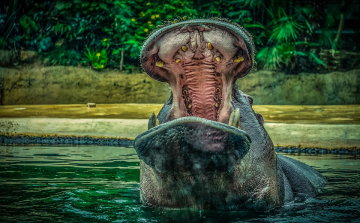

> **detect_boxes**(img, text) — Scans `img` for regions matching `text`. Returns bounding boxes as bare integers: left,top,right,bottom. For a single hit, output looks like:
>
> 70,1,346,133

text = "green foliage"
0,0,358,73
268,12,304,44
84,48,108,70
42,49,82,66
83,39,110,70
113,0,197,60
19,15,39,39
253,8,320,70
52,23,72,37
0,38,4,48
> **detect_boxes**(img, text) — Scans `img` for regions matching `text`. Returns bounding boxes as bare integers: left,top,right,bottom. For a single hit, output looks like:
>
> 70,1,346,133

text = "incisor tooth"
175,58,181,63
228,108,240,128
207,43,213,50
216,56,221,62
148,113,159,129
181,45,188,52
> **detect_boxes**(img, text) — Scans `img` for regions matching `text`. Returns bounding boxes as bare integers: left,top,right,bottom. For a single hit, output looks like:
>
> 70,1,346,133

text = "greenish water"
0,145,359,222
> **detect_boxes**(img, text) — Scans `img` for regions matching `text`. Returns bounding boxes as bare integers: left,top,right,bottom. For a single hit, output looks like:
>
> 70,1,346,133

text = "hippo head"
134,19,279,211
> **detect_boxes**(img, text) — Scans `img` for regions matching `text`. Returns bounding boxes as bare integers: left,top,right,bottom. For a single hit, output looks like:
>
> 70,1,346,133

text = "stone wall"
0,66,359,105
0,66,171,105
237,69,360,105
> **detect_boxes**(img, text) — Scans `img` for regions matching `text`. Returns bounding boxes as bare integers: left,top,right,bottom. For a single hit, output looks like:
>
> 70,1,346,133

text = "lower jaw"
140,160,274,211
136,118,272,210
135,116,251,173
140,159,241,209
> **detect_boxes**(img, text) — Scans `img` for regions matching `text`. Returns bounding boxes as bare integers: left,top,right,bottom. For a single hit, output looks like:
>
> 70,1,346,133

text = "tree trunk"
120,44,124,71
333,0,353,49
334,13,345,49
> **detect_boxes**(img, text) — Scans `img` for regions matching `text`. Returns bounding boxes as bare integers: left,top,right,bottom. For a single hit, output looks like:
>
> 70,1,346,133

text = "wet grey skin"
134,18,326,211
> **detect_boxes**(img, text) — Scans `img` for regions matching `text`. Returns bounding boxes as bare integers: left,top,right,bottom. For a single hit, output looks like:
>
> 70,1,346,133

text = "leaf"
112,49,121,55
55,2,65,10
244,23,266,30
99,3,107,10
294,41,319,47
308,52,326,66
269,17,304,44
295,51,308,57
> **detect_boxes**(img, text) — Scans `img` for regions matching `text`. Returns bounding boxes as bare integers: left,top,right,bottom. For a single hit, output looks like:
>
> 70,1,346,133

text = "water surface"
0,146,359,222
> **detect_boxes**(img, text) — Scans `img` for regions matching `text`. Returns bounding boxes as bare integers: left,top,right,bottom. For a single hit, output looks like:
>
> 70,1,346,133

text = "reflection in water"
0,146,359,222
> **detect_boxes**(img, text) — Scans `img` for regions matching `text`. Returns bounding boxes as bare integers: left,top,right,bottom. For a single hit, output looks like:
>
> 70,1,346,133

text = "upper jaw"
143,25,251,123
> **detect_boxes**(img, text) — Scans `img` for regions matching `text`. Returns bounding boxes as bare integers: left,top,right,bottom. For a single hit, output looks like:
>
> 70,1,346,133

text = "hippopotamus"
134,18,326,211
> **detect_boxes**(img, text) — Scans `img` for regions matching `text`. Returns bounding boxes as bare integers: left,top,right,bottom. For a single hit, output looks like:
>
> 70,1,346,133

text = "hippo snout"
134,117,251,173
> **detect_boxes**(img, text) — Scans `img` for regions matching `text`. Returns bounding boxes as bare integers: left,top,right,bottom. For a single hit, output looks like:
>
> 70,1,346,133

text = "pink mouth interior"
181,60,222,121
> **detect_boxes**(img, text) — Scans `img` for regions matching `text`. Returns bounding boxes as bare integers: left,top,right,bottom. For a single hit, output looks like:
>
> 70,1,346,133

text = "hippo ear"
141,42,170,82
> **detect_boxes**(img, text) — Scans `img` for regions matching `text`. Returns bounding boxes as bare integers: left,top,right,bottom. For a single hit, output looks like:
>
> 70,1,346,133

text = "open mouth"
135,19,255,173
141,19,254,124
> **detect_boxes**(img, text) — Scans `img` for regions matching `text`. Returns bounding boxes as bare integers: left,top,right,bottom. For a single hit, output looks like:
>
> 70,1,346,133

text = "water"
0,145,359,222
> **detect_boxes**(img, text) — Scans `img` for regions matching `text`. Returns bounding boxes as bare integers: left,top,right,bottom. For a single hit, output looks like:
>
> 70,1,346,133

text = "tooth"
155,60,164,67
207,43,213,50
181,45,188,52
234,55,244,62
175,58,181,63
148,113,159,129
216,56,221,62
229,108,240,128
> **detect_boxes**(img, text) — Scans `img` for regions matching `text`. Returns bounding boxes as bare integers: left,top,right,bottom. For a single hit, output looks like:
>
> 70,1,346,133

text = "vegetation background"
0,0,359,74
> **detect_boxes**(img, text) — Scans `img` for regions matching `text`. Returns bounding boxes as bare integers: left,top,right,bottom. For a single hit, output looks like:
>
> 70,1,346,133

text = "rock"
0,50,17,66
87,103,96,108
19,51,38,62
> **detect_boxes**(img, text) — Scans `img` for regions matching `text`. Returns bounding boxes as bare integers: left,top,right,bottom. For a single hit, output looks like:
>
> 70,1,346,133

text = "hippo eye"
248,97,253,104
